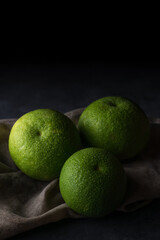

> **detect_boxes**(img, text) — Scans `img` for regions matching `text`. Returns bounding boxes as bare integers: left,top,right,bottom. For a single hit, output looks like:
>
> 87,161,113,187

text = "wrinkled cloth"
0,109,160,239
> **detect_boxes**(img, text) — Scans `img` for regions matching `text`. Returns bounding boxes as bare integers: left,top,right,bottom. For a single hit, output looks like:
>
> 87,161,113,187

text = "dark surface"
9,200,160,240
1,61,160,239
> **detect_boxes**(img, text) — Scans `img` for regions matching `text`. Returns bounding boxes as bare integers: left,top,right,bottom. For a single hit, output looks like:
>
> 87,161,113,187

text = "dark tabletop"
1,60,160,240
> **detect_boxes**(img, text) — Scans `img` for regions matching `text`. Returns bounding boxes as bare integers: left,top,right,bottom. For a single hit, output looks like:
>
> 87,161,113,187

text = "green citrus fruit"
78,96,150,160
9,109,82,181
59,148,127,217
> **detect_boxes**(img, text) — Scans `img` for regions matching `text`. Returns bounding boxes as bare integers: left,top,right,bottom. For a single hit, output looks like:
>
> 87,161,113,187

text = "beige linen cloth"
0,108,160,239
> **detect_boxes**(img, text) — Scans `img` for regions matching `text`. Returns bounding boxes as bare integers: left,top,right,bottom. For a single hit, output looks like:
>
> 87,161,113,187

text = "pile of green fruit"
8,96,150,217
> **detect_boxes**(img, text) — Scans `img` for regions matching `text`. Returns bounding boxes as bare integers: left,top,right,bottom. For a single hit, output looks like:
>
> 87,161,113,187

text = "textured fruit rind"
9,109,82,181
59,148,127,217
78,96,150,159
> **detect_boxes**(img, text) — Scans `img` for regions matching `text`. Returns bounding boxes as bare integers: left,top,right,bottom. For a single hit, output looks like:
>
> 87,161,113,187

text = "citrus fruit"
9,109,82,181
59,148,127,217
78,96,150,160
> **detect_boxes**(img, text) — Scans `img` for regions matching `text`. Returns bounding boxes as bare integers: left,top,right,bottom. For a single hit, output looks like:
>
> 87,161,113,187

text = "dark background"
1,58,160,119
1,57,160,239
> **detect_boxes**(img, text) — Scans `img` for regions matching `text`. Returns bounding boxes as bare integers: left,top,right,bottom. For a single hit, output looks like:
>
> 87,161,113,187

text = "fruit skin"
78,96,150,160
9,109,82,181
59,148,127,217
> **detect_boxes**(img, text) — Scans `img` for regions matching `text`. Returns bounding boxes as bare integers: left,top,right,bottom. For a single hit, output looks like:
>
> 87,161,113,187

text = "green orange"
9,109,82,181
59,148,127,217
78,96,150,160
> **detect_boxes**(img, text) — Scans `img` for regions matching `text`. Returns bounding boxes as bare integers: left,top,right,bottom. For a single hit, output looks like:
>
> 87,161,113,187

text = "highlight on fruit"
78,96,150,160
7,96,150,217
8,109,82,181
59,148,127,217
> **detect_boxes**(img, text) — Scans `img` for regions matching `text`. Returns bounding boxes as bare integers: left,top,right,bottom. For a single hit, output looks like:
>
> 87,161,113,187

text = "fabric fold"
0,110,160,239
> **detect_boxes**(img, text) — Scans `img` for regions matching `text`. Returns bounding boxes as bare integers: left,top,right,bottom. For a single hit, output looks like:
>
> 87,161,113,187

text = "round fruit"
9,109,82,181
78,96,150,160
59,148,127,217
